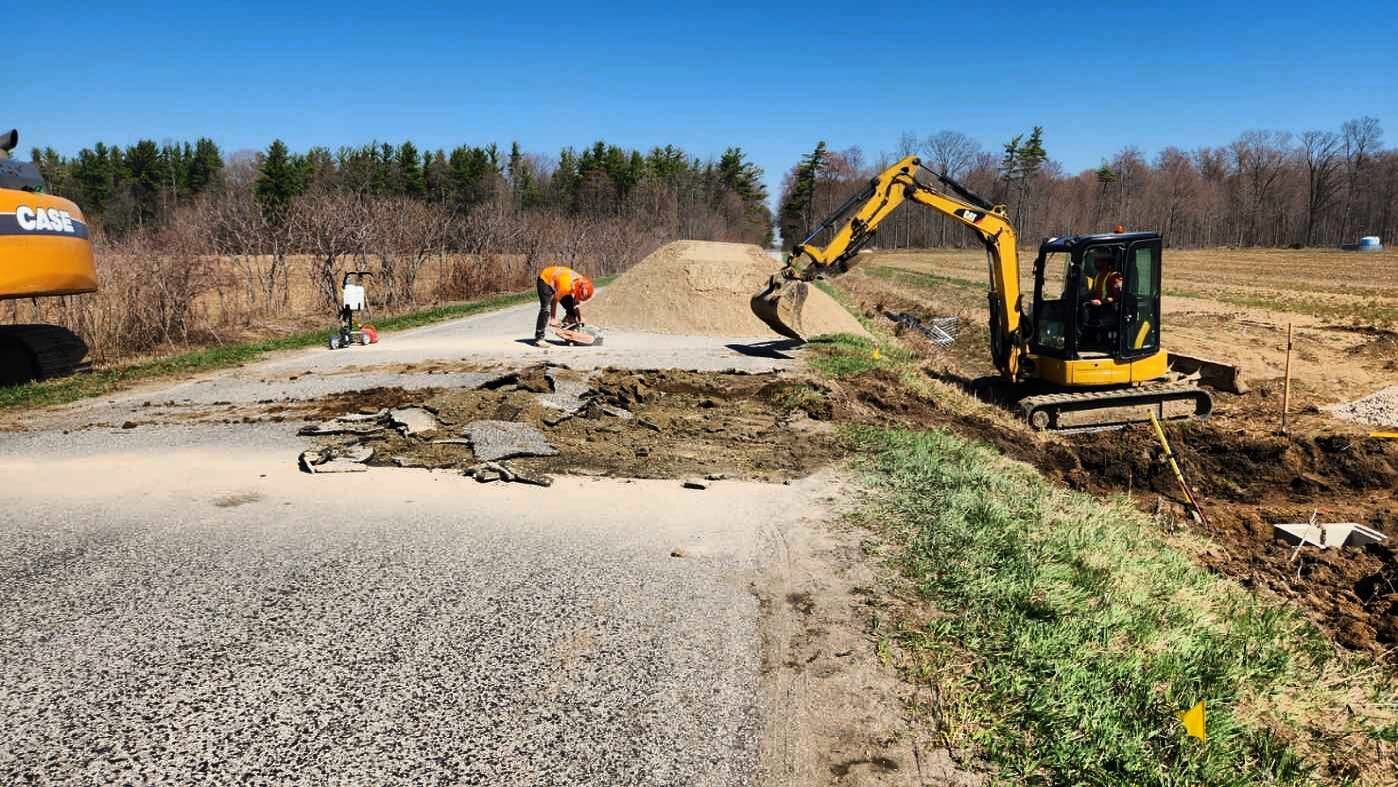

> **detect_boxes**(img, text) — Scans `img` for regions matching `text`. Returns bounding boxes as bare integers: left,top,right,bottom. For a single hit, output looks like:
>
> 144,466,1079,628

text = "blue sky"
16,0,1396,205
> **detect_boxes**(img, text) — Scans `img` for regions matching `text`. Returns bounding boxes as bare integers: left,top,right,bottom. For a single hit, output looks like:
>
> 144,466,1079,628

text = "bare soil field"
836,247,1398,654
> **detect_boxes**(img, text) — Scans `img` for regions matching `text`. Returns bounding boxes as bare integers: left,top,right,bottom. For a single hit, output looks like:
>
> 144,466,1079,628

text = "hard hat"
573,276,595,302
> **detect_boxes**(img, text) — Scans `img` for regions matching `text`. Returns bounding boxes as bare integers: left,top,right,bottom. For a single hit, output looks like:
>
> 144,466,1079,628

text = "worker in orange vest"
1088,256,1124,307
534,265,595,344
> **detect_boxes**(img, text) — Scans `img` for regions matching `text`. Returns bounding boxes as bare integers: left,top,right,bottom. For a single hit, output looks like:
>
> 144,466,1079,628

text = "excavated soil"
832,275,1398,656
817,364,1398,653
586,240,868,338
301,365,843,484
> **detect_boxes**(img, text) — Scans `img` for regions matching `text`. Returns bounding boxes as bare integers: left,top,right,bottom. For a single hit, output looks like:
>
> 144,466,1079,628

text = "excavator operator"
1081,250,1125,350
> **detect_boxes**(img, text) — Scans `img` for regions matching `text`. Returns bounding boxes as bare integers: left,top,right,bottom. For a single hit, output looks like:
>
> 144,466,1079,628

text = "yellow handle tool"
1149,412,1209,526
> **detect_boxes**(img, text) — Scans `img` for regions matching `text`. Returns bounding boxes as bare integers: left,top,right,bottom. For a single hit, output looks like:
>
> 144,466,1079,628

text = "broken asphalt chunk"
388,406,439,435
464,461,553,487
298,421,384,437
336,409,388,423
478,364,555,393
538,370,592,413
462,420,558,461
299,445,375,473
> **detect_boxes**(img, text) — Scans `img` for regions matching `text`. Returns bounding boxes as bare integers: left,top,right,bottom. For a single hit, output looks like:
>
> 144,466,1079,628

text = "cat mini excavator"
752,154,1212,431
0,127,96,385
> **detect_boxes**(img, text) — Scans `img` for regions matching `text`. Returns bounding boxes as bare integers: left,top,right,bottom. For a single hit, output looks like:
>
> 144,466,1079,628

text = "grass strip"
842,424,1369,784
865,265,984,292
805,282,1393,783
804,332,915,378
0,288,542,410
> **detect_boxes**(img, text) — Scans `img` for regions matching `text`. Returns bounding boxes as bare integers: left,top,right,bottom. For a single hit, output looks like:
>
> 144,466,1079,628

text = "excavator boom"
754,155,1024,377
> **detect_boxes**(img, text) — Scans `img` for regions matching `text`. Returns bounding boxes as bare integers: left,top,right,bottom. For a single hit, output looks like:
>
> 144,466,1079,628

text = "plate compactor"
328,271,379,350
552,321,603,346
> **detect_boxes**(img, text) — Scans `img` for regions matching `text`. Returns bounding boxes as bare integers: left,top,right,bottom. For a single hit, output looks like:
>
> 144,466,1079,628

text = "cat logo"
15,205,78,234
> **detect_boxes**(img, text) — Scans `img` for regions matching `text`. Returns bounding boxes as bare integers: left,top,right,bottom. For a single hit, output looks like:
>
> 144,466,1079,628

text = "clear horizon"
14,0,1395,206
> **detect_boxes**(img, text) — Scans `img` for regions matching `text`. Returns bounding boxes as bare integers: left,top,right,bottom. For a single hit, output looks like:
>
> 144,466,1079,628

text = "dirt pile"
586,240,869,338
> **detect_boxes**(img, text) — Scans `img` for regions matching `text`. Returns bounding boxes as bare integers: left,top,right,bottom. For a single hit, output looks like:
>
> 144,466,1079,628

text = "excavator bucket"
750,274,809,342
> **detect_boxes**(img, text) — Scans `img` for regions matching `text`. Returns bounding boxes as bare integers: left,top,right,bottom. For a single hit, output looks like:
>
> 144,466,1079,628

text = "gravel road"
0,305,827,784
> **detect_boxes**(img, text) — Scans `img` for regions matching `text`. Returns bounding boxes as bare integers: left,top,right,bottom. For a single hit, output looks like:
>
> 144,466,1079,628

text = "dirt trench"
830,275,1398,655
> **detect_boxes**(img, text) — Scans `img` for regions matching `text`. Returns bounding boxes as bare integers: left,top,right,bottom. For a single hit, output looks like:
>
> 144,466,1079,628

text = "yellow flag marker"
1370,432,1398,439
1177,701,1206,740
871,347,881,361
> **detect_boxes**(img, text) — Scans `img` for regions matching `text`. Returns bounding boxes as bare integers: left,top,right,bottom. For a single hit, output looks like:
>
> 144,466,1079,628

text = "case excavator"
752,155,1211,431
0,128,96,385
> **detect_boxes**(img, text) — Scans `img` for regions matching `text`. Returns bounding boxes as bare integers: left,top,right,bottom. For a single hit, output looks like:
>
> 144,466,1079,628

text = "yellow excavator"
0,128,96,385
752,154,1212,431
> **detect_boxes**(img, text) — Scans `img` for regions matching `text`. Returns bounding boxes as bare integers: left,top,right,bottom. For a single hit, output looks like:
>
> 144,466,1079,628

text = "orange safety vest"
539,265,578,297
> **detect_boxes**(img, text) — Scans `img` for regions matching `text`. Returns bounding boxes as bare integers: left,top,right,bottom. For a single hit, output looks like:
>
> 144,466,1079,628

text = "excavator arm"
752,155,1025,378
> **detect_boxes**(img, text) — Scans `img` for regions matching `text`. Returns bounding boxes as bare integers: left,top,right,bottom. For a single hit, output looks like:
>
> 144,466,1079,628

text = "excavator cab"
1029,232,1163,368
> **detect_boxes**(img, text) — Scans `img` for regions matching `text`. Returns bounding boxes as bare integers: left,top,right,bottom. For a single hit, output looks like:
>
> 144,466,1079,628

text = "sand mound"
586,240,868,338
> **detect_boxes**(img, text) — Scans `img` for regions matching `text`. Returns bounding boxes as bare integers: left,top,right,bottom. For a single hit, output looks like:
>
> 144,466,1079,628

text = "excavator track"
0,324,90,385
1018,382,1212,433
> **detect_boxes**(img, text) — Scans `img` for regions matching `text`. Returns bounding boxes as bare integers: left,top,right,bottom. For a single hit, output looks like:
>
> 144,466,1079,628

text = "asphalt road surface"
0,305,826,784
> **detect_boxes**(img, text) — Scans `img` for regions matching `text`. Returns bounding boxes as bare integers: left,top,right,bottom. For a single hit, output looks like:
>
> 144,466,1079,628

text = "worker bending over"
534,265,595,344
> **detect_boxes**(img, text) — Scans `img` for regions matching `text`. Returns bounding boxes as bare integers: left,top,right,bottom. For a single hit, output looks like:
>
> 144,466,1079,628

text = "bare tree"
291,192,370,309
1230,130,1292,245
1299,130,1342,245
370,197,458,306
920,131,981,245
1341,116,1384,241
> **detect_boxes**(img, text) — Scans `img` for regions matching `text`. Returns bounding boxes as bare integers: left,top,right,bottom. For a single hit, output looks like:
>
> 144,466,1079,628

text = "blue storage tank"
1359,236,1383,251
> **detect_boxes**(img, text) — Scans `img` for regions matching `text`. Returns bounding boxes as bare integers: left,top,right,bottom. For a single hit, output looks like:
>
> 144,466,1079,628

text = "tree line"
15,136,772,362
778,117,1395,250
31,136,773,247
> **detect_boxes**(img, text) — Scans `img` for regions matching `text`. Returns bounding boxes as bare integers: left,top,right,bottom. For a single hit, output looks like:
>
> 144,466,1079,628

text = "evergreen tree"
507,141,531,206
778,141,826,249
302,146,338,192
646,145,688,180
999,126,1047,221
397,141,424,197
447,145,496,208
255,139,303,216
553,148,580,208
32,147,73,196
424,150,450,202
123,140,166,225
187,138,224,195
717,147,767,204
74,144,115,215
373,142,395,194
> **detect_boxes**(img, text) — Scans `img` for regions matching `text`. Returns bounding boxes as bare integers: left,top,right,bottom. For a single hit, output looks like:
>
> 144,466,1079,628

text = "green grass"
866,265,984,293
804,332,915,378
0,288,544,410
842,425,1389,784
